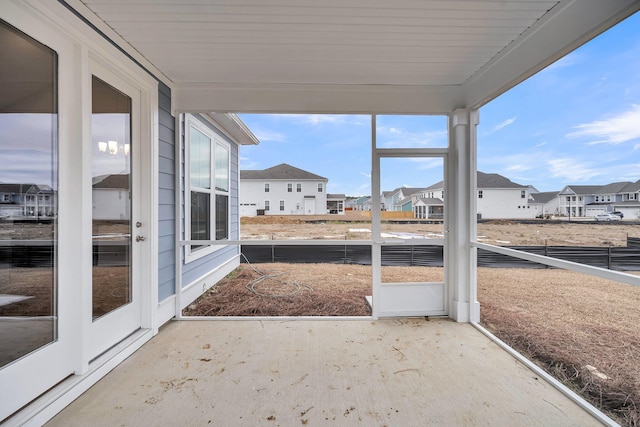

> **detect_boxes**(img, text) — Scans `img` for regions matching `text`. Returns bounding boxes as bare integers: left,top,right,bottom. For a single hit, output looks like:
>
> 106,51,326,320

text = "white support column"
448,109,480,322
371,115,381,319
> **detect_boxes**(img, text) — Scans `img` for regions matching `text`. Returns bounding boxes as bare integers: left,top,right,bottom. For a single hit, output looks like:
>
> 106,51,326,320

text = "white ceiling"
75,0,640,113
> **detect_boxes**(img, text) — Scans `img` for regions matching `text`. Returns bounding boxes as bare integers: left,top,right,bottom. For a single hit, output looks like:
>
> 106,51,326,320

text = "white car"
594,213,621,222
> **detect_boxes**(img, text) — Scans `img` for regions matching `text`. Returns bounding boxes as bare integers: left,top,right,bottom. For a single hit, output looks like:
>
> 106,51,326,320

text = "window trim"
184,115,231,263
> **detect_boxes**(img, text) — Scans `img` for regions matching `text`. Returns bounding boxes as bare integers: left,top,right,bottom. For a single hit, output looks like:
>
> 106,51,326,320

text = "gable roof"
561,181,633,195
529,191,559,204
0,183,46,194
620,179,640,193
93,174,130,189
425,171,526,190
240,163,327,181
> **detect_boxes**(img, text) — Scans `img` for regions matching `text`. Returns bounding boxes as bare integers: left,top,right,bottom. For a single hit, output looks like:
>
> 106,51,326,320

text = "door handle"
135,235,145,242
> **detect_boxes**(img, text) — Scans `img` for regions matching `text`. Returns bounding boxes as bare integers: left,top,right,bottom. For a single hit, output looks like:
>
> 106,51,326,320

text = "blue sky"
239,11,640,196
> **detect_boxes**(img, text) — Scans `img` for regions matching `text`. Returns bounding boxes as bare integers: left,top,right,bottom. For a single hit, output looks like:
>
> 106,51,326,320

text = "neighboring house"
353,196,372,211
559,181,633,218
0,183,56,219
413,197,444,219
613,179,640,219
240,163,328,216
421,172,535,219
528,191,561,218
382,187,425,211
92,174,130,220
327,193,346,214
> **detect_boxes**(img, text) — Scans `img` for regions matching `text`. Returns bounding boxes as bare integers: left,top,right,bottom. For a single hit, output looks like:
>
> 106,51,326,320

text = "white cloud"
491,117,517,133
252,129,286,142
546,158,601,182
360,172,371,178
567,105,640,145
277,114,367,126
533,141,548,148
543,51,582,71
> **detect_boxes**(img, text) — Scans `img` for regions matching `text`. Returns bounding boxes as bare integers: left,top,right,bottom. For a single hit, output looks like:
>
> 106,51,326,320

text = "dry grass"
478,268,640,426
183,263,640,426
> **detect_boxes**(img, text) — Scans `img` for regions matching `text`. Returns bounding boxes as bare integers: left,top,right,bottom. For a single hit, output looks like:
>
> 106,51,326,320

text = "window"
280,200,285,211
186,116,230,259
287,183,292,192
318,183,323,193
521,190,526,198
2,195,9,202
265,200,270,211
264,183,270,192
296,183,302,192
478,190,483,199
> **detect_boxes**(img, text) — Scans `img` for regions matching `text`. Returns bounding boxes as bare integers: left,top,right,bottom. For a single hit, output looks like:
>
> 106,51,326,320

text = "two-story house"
416,172,535,220
240,163,328,216
559,180,640,219
0,183,56,219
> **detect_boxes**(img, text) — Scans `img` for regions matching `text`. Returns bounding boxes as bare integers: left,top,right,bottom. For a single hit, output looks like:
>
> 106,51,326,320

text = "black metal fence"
242,236,640,271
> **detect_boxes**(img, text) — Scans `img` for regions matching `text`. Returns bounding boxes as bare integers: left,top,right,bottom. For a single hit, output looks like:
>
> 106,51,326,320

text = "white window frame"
287,183,292,192
280,200,285,211
265,200,270,211
296,183,302,192
265,183,270,192
184,115,231,263
318,182,323,193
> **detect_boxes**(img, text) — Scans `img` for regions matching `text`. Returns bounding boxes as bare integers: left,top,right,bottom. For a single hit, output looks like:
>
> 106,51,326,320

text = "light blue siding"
157,82,176,301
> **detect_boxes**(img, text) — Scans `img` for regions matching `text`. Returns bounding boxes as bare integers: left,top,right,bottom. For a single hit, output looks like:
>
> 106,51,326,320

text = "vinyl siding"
157,82,176,301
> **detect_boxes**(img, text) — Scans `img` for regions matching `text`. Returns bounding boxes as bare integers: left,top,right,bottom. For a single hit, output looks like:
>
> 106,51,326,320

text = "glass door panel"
91,76,132,319
0,19,58,368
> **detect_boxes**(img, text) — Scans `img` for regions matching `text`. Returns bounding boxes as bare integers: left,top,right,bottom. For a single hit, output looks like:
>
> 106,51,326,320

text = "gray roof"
0,183,43,194
561,181,632,195
400,187,426,196
240,163,327,181
93,174,130,189
425,171,526,190
415,197,444,205
620,179,640,193
529,191,559,204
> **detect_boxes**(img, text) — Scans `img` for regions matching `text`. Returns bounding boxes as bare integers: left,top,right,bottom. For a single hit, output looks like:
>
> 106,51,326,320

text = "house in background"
327,193,346,214
92,175,130,221
416,172,536,220
240,163,328,216
559,181,640,219
528,191,561,218
0,183,56,219
614,180,640,219
381,187,425,211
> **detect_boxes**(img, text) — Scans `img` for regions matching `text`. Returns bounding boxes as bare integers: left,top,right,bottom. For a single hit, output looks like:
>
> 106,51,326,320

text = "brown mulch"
183,263,373,316
183,263,640,426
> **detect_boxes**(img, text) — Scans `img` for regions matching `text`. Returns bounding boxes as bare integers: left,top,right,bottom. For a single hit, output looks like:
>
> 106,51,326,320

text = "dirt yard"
241,213,639,247
183,262,640,426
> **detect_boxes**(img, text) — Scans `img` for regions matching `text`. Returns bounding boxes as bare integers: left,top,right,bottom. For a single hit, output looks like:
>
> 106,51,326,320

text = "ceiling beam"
174,83,464,115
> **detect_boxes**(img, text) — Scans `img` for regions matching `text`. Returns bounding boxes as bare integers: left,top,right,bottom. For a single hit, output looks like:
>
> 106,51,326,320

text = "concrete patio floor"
47,318,604,426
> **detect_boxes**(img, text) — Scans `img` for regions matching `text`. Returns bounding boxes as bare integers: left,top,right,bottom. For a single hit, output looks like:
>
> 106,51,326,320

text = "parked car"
612,211,624,218
594,213,621,222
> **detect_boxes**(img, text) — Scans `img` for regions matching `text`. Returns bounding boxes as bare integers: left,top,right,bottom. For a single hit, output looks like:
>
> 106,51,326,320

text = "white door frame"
85,59,146,360
370,115,449,318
